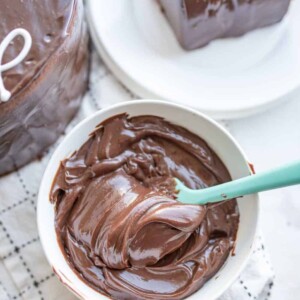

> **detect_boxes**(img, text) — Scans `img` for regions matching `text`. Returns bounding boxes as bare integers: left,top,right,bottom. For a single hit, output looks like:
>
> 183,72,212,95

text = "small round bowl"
37,100,259,300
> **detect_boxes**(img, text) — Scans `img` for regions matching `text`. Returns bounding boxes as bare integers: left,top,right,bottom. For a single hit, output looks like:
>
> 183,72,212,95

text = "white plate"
86,0,300,119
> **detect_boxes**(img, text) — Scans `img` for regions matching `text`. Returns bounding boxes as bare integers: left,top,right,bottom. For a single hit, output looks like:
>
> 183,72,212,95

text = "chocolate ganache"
0,0,89,175
51,114,239,299
159,0,291,50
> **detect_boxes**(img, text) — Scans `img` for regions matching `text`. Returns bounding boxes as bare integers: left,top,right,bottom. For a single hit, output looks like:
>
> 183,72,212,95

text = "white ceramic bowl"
37,100,259,300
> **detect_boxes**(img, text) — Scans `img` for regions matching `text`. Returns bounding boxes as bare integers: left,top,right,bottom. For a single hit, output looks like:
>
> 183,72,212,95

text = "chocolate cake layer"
0,0,89,175
159,0,291,50
51,114,239,299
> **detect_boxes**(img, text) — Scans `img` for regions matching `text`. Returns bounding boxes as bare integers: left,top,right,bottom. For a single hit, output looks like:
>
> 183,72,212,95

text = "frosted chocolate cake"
0,0,89,175
159,0,291,50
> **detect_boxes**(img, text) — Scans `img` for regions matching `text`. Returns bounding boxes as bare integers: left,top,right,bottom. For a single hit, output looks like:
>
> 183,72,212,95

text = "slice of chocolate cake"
0,0,89,176
159,0,291,50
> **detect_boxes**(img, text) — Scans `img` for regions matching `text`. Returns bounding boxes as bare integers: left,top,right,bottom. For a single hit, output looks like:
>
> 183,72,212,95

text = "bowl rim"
37,99,259,300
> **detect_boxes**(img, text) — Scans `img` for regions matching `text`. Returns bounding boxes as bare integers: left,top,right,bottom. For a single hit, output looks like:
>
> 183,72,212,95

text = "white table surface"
226,91,300,300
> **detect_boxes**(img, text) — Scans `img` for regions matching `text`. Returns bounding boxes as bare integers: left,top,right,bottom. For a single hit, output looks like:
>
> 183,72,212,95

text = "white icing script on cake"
0,28,32,103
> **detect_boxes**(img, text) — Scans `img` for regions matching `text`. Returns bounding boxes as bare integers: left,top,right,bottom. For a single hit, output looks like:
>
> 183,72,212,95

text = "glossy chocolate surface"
159,0,291,50
0,0,89,175
51,114,239,299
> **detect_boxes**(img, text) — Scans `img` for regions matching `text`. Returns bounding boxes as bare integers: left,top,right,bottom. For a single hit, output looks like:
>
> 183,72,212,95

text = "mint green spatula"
175,160,300,205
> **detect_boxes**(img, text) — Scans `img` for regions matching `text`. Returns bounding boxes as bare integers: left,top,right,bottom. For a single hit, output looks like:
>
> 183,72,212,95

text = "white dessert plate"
86,0,300,119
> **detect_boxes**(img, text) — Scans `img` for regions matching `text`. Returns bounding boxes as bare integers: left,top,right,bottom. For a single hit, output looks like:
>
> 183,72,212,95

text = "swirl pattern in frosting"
50,114,239,299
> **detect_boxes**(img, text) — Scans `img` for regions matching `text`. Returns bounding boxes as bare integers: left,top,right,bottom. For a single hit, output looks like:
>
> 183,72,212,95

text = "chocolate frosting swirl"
51,115,239,299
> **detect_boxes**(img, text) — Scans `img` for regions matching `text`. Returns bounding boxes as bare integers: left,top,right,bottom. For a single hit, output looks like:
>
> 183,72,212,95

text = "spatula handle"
178,160,300,204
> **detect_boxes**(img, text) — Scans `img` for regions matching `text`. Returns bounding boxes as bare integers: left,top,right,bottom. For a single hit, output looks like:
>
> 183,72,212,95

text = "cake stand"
86,0,300,119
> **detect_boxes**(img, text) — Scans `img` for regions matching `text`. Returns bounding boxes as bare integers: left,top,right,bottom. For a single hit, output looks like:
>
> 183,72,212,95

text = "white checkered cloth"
0,50,274,300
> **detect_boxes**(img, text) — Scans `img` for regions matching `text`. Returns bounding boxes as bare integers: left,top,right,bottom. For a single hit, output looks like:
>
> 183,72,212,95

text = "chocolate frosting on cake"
51,114,239,299
159,0,291,50
0,0,89,175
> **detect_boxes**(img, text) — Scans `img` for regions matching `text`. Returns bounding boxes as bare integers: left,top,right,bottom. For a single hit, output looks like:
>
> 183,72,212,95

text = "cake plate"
86,0,300,119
